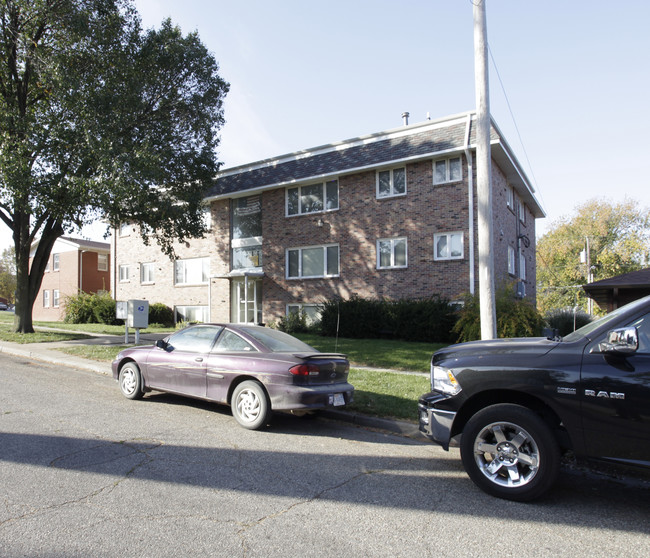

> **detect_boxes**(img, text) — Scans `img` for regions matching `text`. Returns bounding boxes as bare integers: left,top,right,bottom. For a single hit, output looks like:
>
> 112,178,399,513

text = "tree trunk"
12,220,64,333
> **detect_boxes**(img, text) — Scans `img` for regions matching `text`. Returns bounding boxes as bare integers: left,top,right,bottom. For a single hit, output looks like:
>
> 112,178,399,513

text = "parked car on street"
112,324,353,430
419,295,650,501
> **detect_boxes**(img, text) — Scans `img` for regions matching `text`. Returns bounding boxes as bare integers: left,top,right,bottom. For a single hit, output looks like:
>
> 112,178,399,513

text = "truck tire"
460,403,560,501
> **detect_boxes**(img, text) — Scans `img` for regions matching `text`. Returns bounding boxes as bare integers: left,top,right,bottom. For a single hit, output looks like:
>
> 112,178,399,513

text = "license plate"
332,393,345,406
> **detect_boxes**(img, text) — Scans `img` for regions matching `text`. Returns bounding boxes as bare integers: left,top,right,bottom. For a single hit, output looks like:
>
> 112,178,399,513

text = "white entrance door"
231,279,262,324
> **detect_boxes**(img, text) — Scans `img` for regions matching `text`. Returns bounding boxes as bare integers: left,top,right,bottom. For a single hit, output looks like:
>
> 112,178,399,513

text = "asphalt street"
2,352,650,557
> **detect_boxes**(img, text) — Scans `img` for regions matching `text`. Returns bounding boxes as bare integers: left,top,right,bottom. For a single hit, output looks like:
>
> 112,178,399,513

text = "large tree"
0,0,228,332
536,198,650,315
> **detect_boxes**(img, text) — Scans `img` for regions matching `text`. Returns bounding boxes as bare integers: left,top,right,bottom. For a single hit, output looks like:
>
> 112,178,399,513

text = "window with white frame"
286,304,321,325
119,264,130,282
506,185,515,211
53,290,60,307
97,253,108,271
141,262,155,284
508,246,516,275
518,200,526,224
434,157,462,184
434,232,464,261
43,290,50,308
175,305,209,324
174,257,209,285
519,253,527,281
377,237,407,269
377,167,406,198
202,206,212,230
287,180,338,216
287,244,339,279
52,253,60,271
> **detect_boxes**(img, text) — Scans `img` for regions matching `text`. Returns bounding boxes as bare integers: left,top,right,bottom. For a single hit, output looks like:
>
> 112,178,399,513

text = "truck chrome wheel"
460,404,560,501
472,421,540,487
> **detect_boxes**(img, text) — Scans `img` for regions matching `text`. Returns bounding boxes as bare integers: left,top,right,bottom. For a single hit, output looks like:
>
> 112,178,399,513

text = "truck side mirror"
598,327,638,355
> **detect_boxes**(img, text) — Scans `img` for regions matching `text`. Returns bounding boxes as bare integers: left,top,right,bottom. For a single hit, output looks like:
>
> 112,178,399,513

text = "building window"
175,305,209,324
141,262,155,284
508,246,516,275
233,246,262,269
98,254,108,271
506,185,515,211
377,167,406,198
119,264,130,282
287,180,338,216
519,253,527,281
43,290,50,308
434,157,462,184
434,232,464,261
518,200,526,224
287,244,339,279
377,238,407,269
174,257,209,285
53,290,60,308
202,205,212,230
287,304,321,325
52,253,60,271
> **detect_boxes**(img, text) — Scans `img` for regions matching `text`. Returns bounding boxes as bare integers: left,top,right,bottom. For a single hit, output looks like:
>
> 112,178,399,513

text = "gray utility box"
116,300,149,329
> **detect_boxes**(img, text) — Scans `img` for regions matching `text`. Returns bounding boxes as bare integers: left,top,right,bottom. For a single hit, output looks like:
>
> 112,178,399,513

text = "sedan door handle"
195,357,204,362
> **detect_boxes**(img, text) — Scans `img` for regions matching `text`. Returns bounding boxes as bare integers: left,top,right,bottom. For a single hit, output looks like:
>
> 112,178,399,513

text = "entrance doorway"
231,278,262,324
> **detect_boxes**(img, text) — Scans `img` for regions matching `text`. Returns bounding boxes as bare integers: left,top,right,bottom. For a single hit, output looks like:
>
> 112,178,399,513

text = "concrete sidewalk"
0,334,423,439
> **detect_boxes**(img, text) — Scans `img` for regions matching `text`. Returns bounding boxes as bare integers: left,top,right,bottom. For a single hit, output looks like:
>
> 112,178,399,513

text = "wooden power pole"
473,0,497,339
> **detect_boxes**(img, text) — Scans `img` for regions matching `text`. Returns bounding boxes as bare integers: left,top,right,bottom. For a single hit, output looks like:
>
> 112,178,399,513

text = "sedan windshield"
239,326,316,353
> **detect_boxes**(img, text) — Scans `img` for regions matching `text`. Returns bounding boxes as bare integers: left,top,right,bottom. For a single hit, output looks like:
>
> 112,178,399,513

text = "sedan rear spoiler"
293,352,347,360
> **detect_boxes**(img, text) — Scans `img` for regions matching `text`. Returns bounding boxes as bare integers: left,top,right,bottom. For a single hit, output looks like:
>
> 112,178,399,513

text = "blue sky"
2,0,648,251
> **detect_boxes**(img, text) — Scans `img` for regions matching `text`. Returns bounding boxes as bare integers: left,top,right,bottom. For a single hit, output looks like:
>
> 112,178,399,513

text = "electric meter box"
127,300,149,329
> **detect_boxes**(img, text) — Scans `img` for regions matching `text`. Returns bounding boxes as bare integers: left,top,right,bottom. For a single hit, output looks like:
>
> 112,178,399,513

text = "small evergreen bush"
64,291,119,325
277,309,310,334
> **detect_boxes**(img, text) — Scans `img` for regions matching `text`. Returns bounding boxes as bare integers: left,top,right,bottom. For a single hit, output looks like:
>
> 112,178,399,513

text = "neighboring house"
113,111,545,325
583,268,650,312
31,237,111,321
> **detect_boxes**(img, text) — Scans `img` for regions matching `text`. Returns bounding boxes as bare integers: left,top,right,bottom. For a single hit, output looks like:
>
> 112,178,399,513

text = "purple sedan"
112,324,353,429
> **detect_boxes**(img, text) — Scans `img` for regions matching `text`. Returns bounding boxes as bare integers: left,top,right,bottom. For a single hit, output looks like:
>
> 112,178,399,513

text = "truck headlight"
432,365,461,395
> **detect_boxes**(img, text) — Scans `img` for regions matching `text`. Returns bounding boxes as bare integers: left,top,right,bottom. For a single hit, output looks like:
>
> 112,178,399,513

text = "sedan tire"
460,404,560,502
119,362,144,400
231,380,271,430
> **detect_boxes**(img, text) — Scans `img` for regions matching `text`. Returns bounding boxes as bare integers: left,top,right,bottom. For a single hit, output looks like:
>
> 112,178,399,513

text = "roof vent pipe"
402,112,410,126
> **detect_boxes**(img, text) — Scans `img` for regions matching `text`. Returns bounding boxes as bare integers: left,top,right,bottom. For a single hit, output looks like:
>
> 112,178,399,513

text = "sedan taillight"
289,363,320,376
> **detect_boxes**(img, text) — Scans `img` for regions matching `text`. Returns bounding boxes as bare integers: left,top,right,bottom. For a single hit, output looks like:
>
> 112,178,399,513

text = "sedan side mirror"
598,327,638,355
155,339,169,350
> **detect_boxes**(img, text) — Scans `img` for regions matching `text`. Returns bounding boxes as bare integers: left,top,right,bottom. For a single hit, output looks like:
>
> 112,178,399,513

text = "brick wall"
114,155,537,325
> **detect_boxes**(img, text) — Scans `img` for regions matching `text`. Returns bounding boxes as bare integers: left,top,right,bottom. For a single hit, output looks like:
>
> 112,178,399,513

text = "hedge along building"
111,111,545,325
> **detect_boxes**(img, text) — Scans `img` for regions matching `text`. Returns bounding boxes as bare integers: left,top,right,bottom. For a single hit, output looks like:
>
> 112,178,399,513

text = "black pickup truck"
418,295,650,501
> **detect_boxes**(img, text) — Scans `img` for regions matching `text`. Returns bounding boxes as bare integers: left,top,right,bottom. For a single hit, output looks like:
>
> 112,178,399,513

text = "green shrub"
64,291,119,325
545,307,592,337
453,285,545,342
64,291,95,324
277,309,310,334
149,303,174,327
92,293,119,325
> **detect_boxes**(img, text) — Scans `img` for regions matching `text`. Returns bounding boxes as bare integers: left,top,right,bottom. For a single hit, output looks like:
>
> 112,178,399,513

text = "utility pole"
473,0,497,339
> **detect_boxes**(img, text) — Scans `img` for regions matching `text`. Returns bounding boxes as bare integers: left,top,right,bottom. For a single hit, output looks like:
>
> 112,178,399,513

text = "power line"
487,43,546,212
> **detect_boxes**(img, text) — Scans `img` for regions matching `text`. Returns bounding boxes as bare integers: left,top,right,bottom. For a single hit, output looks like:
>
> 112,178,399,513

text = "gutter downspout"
464,113,475,295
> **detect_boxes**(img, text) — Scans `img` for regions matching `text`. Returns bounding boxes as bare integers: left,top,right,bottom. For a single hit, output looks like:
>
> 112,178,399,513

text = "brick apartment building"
112,111,544,325
31,237,111,321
